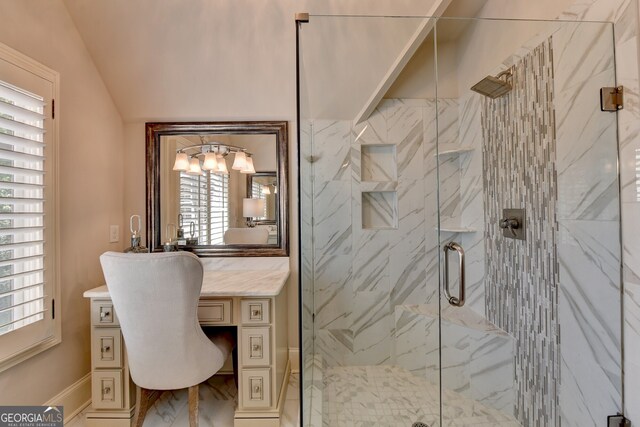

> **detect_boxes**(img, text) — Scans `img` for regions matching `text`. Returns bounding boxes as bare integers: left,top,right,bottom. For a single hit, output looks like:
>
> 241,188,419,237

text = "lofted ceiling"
62,0,441,122
62,0,489,122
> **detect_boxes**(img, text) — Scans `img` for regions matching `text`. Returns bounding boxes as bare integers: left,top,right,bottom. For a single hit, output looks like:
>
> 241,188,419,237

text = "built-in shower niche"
359,143,398,229
361,144,397,182
361,190,398,229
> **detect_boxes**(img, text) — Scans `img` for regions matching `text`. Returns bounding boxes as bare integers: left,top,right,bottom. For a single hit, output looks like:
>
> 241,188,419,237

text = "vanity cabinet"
83,268,290,427
86,300,136,426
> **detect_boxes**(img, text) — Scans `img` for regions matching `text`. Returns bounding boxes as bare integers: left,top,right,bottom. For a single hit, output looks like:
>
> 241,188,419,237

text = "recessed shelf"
436,226,477,233
361,144,397,182
434,146,474,157
362,191,398,230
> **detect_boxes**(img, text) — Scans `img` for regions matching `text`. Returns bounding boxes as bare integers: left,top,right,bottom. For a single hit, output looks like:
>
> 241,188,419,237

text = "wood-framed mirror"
146,121,288,257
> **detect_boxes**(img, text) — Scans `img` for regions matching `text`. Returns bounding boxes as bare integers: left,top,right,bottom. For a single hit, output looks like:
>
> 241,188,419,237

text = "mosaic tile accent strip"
481,38,560,427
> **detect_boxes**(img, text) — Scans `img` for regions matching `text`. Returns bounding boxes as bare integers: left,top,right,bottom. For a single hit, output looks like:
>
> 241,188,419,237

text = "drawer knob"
103,386,111,394
101,346,111,353
252,309,261,316
252,344,261,351
254,386,260,393
100,310,110,319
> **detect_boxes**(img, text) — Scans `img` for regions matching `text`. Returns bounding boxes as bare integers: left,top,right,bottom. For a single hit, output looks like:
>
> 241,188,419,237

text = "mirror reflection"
159,133,278,246
247,172,278,224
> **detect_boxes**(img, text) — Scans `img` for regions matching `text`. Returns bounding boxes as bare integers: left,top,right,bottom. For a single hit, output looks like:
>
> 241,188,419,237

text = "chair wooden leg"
134,387,161,427
188,384,199,427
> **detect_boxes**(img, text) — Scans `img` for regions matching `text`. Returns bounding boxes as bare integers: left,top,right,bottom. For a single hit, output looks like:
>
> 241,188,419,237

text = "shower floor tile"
322,365,521,427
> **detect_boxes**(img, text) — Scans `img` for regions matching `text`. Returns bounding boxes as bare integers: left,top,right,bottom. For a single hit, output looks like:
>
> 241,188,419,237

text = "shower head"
470,70,512,99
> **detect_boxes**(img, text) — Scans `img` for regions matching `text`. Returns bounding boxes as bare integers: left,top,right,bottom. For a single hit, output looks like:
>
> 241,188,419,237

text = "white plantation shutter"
0,80,46,335
180,172,208,242
208,173,229,244
0,44,59,370
179,171,229,245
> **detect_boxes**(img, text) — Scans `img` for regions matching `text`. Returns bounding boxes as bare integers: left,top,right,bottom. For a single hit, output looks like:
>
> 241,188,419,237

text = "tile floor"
67,367,519,427
66,373,300,427
322,365,521,427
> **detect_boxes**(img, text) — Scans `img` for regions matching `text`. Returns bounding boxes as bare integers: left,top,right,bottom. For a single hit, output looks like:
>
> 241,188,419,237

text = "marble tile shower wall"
552,21,623,427
554,1,639,422
309,99,442,372
300,119,316,427
458,93,487,316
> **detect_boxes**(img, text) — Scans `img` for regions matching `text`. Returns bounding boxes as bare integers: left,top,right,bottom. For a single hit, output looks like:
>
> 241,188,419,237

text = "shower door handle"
443,242,465,307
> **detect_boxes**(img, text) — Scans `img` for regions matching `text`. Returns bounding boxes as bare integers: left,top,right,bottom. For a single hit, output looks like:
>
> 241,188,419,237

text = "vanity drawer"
198,299,232,325
241,299,270,324
91,300,119,327
92,328,123,369
240,327,271,366
241,368,271,409
92,370,124,410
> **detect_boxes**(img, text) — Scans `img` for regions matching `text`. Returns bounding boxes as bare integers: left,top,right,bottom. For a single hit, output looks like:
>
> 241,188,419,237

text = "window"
0,43,59,371
179,171,229,245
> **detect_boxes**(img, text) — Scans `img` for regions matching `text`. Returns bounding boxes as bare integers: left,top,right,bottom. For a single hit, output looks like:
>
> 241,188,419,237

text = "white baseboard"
289,347,299,373
44,372,92,424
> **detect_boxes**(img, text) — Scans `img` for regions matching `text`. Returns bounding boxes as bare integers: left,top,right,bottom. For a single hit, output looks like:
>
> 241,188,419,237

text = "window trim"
0,41,60,373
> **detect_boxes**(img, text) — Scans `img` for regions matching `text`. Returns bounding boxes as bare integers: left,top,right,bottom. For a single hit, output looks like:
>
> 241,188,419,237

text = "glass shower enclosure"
298,15,622,427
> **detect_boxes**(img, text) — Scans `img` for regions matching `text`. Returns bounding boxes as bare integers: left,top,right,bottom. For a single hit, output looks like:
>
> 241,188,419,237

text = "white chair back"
100,251,229,390
223,227,269,244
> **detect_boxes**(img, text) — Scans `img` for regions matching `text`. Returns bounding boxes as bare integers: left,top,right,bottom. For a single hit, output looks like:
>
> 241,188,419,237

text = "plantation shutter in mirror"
0,45,59,370
180,171,229,245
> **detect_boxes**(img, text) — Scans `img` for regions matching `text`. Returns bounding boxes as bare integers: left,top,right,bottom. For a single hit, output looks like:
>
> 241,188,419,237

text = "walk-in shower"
298,15,623,427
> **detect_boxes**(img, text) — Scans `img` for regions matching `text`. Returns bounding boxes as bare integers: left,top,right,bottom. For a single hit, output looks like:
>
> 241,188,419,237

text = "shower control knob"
500,218,519,229
499,218,520,236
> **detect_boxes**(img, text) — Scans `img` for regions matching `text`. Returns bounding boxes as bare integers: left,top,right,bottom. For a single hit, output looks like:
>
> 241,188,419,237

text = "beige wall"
0,0,124,405
386,36,458,99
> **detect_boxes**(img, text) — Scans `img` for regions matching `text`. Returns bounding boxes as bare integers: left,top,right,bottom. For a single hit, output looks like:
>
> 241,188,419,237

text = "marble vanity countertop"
83,269,290,298
200,270,289,296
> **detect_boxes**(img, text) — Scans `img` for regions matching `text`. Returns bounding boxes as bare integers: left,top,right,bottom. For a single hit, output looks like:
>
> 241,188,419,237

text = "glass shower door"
435,17,623,427
298,15,443,427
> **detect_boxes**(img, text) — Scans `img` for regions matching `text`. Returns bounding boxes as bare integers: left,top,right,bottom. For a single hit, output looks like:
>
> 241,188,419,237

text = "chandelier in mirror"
172,136,256,175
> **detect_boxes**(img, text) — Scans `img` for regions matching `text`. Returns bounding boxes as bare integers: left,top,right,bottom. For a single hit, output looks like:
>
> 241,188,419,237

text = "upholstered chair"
100,251,235,427
223,227,269,244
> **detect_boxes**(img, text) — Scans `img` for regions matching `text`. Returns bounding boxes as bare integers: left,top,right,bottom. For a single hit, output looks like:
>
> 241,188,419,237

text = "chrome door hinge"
601,86,624,111
608,414,630,427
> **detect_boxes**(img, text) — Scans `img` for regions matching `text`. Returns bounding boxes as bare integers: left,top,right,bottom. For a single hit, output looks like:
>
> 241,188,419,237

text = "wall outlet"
109,225,120,243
